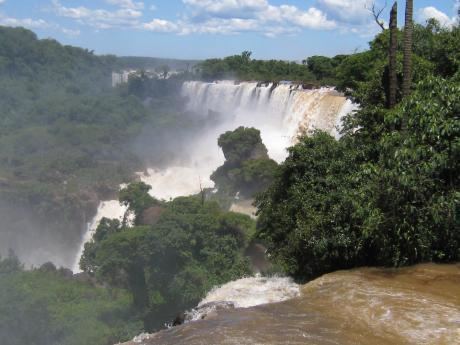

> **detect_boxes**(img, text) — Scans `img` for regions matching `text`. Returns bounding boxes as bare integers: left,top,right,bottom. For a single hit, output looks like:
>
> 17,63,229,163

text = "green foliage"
198,52,317,82
119,182,158,224
0,256,142,345
218,127,268,164
256,23,460,280
256,132,365,278
81,187,254,330
306,55,346,83
0,26,201,262
211,127,278,198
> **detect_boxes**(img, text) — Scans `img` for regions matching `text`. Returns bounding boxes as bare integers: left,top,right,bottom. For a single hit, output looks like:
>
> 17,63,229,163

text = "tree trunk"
402,0,413,97
388,2,398,108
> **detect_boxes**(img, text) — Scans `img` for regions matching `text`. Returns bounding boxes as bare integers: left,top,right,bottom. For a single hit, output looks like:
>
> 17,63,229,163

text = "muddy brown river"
123,264,460,345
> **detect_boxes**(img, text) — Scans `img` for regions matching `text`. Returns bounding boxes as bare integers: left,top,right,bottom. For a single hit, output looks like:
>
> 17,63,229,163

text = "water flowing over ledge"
186,275,300,322
121,264,460,345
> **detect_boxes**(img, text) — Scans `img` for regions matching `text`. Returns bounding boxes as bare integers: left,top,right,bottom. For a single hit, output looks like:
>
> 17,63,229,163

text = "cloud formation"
105,0,144,10
52,0,339,35
317,0,372,24
52,0,142,29
0,15,49,29
50,0,457,38
418,6,456,28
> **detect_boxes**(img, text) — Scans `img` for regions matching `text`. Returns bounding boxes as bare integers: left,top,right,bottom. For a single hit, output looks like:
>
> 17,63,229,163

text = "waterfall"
72,200,128,273
139,81,356,198
180,81,353,162
185,275,300,322
72,81,356,272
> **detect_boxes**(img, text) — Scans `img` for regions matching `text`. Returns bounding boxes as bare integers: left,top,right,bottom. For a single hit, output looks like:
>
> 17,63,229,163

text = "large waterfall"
139,81,355,198
72,81,355,272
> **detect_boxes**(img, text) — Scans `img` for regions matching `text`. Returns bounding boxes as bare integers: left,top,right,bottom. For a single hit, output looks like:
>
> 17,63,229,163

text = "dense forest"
256,19,459,279
0,26,198,267
196,50,346,84
0,13,458,345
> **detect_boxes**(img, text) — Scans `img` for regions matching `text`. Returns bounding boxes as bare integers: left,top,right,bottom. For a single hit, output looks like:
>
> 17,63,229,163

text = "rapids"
122,264,460,345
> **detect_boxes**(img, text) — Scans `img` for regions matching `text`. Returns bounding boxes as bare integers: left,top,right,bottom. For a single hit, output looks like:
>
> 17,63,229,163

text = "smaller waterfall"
186,275,300,322
72,200,128,273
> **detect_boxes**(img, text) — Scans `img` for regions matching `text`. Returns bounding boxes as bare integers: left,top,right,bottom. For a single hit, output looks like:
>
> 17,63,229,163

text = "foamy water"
184,275,301,323
138,81,354,199
122,264,460,345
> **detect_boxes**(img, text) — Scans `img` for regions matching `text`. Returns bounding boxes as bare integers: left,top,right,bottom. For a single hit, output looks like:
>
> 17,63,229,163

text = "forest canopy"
255,20,460,280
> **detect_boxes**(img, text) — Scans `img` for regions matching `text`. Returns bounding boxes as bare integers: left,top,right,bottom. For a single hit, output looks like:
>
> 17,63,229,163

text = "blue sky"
0,0,457,59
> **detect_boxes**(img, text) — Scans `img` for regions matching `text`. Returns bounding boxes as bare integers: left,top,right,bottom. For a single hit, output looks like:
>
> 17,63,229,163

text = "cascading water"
72,80,355,272
139,81,355,199
122,264,460,345
72,200,128,272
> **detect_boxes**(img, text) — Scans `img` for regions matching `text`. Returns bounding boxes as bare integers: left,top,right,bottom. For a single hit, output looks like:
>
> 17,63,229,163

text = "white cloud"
181,0,336,33
418,6,456,28
268,5,336,30
0,12,79,37
52,0,403,37
316,0,372,24
183,0,268,18
0,0,6,5
105,0,144,10
142,18,178,32
52,0,142,29
0,15,50,29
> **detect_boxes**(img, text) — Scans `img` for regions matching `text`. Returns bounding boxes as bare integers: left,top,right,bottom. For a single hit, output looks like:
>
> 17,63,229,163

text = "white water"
186,275,300,322
199,275,300,309
72,81,355,271
72,200,128,272
139,81,355,199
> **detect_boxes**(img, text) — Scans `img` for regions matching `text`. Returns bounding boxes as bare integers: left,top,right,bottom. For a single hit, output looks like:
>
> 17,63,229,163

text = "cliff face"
120,264,460,345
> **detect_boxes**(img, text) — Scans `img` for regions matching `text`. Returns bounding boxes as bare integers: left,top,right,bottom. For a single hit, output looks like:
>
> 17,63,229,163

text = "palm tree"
388,2,398,108
403,0,413,97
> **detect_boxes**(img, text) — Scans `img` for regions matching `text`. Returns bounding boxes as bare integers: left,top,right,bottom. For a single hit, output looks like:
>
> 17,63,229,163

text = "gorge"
72,80,355,271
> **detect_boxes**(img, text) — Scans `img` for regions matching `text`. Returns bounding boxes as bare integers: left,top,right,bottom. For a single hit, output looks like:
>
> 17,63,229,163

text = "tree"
403,0,414,97
211,127,278,198
307,56,334,80
119,182,158,224
388,1,398,108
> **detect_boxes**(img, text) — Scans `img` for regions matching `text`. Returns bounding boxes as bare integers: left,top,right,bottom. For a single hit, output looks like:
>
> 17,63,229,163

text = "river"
122,264,460,345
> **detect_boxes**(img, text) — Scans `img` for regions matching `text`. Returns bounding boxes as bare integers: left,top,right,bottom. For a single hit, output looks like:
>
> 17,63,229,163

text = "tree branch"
366,1,388,31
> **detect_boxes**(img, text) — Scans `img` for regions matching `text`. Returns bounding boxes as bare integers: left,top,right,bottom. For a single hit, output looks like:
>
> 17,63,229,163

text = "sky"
0,0,458,60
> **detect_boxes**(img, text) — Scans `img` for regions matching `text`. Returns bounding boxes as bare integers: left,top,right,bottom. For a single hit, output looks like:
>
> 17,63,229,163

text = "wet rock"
302,83,316,90
172,312,186,326
185,301,235,322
